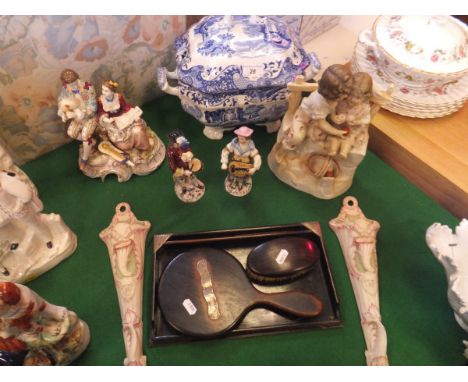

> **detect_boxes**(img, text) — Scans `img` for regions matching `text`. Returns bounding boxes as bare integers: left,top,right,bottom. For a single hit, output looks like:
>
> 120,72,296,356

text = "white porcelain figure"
0,282,90,365
329,196,389,366
426,219,468,359
158,15,321,139
58,70,165,182
268,65,385,200
99,202,150,366
0,144,77,283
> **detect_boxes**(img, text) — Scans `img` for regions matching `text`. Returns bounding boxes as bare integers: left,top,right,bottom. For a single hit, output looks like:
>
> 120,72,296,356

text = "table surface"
369,104,468,219
21,96,465,366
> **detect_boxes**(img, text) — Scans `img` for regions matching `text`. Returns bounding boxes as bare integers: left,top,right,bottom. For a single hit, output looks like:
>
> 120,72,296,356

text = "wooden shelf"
369,103,468,219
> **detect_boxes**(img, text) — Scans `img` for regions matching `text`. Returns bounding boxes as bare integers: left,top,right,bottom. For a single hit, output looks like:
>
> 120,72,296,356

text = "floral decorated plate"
374,15,467,75
353,41,468,108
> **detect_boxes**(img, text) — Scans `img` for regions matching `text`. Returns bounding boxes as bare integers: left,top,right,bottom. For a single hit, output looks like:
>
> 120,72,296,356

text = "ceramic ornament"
329,196,389,366
0,144,77,283
167,130,205,203
158,15,321,140
268,64,385,200
220,126,261,197
426,219,468,359
354,16,468,118
99,203,150,366
0,282,90,365
58,70,165,182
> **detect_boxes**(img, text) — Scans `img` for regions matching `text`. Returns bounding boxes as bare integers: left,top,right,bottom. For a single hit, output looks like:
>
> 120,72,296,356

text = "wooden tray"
150,222,341,345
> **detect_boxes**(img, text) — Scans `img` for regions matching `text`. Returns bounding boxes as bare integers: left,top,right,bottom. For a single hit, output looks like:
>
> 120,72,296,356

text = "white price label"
276,249,289,265
182,299,197,316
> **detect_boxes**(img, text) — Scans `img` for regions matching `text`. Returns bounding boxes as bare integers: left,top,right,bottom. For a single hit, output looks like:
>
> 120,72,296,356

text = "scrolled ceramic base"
0,213,77,283
268,139,367,200
174,175,205,203
224,174,252,197
81,129,165,182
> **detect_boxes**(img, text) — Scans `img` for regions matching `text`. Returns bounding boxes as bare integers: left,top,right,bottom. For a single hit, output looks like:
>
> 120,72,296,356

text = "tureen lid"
374,15,468,74
174,15,318,94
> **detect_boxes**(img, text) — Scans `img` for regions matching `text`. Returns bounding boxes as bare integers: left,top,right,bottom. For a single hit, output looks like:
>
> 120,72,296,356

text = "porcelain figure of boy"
0,144,77,283
268,64,379,199
220,126,261,197
167,130,205,203
0,282,90,365
58,69,98,171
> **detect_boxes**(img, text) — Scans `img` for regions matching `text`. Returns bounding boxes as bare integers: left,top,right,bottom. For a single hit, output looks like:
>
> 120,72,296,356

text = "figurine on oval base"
167,130,205,203
0,144,77,284
0,282,90,365
426,219,468,359
220,126,261,197
268,65,387,199
58,71,165,182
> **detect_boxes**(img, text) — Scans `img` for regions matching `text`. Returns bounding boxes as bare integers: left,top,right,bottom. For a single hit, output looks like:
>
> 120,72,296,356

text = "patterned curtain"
0,16,185,164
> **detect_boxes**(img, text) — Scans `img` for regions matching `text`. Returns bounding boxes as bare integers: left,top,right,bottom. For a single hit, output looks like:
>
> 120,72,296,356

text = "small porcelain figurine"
167,130,205,203
0,282,90,365
100,203,150,366
0,144,77,283
220,126,261,197
58,69,98,171
268,65,383,199
58,71,165,182
426,219,468,359
329,196,389,366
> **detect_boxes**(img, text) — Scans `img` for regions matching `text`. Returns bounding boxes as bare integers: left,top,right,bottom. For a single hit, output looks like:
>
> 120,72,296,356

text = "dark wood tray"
150,222,341,345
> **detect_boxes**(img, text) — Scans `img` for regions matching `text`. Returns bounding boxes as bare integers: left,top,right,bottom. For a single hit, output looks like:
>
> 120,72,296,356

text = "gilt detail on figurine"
58,70,165,182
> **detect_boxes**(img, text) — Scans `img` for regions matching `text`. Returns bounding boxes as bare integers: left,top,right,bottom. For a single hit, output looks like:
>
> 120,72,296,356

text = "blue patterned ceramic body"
158,15,320,129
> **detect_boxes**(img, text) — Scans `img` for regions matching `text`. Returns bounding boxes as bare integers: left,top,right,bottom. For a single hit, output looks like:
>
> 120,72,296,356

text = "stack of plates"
352,41,468,118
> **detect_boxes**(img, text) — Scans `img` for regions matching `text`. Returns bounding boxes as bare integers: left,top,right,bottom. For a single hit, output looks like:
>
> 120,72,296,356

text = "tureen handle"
157,67,179,96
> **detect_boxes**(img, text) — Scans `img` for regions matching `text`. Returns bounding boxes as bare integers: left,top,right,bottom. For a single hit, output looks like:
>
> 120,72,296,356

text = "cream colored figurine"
0,144,77,283
100,202,150,366
58,69,98,171
58,70,165,182
329,196,389,366
220,126,261,197
268,65,384,199
0,282,90,365
426,219,468,359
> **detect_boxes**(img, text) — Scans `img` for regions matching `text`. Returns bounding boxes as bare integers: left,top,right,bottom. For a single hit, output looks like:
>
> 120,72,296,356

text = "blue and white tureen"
157,15,321,139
